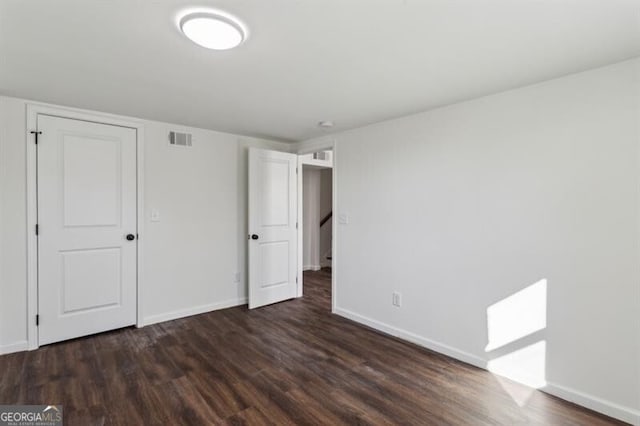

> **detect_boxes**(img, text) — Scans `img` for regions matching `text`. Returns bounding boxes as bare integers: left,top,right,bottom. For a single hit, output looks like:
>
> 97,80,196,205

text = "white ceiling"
1,1,639,142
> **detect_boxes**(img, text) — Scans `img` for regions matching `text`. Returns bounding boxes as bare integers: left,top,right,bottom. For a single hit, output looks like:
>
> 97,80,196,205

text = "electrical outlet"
234,272,241,283
392,292,402,307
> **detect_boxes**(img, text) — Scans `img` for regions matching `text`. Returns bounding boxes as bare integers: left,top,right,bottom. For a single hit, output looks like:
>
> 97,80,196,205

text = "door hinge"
296,222,298,229
35,224,39,235
36,314,39,326
30,131,42,144
296,276,298,283
296,167,298,174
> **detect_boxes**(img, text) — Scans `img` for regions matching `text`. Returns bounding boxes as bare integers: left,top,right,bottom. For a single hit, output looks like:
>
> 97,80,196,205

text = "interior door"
248,148,298,309
37,115,137,345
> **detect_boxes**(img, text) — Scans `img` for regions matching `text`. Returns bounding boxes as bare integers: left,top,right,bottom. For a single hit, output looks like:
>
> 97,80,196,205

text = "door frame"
295,138,337,313
25,102,145,350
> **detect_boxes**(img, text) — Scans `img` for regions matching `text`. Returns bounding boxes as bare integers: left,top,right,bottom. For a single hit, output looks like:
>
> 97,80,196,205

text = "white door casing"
248,148,298,309
37,115,137,345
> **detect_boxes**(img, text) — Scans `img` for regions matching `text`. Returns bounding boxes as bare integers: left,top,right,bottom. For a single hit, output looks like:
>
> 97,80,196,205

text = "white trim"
543,383,640,426
295,138,337,310
25,106,37,350
296,155,303,297
330,141,337,313
143,298,247,326
335,306,639,425
135,126,145,328
334,307,487,369
303,265,322,271
0,340,29,356
636,59,640,426
26,101,145,350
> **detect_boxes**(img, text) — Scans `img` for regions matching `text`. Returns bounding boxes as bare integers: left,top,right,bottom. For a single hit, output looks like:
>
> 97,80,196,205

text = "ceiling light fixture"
318,120,334,128
180,12,246,50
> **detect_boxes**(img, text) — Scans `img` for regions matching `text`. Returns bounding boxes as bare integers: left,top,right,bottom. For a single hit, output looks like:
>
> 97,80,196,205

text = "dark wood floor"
0,269,625,425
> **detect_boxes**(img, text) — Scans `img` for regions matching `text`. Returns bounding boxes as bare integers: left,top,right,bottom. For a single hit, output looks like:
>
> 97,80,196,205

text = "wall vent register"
169,131,192,147
313,151,329,160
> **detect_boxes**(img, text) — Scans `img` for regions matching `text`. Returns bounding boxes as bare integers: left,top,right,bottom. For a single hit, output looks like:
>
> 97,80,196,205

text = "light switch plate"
338,213,349,224
392,292,402,307
150,209,160,222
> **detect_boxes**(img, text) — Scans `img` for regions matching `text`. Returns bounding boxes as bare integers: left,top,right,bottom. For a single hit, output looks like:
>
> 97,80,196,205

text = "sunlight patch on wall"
485,279,548,406
486,279,547,352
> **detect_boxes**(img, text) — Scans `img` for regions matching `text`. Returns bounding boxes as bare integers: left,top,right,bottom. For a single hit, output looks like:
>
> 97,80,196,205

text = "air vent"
313,151,328,160
169,131,192,147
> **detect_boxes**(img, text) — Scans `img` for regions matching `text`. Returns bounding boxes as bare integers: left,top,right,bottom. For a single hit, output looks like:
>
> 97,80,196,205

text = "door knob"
251,234,259,240
126,234,136,241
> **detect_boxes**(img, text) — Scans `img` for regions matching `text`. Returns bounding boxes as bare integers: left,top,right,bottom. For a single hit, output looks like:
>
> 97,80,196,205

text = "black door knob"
251,234,259,240
126,234,136,241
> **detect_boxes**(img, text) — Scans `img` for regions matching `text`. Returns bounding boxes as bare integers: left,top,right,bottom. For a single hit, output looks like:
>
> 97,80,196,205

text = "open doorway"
248,147,333,311
298,150,333,309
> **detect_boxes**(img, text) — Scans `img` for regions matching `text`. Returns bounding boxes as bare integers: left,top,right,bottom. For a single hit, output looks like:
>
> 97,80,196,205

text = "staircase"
320,211,332,267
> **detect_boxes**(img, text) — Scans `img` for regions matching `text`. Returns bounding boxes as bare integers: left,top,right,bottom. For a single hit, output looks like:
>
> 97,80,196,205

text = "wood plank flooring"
0,269,625,425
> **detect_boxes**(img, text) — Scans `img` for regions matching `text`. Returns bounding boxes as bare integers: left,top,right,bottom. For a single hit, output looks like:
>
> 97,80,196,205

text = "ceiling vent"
169,131,192,147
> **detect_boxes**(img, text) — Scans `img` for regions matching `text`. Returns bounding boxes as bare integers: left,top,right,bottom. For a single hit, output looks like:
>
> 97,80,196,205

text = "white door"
37,115,137,345
248,148,298,309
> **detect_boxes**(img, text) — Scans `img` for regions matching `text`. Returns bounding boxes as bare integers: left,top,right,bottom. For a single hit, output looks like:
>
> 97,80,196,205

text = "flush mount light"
318,120,334,128
180,12,246,50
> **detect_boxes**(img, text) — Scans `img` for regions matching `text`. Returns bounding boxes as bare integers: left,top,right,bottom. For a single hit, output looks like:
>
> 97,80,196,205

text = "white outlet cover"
338,213,349,224
150,209,160,222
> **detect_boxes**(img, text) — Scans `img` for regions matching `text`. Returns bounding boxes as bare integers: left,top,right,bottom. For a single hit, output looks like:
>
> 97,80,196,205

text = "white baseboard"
1,299,249,355
543,383,640,425
143,297,247,326
303,265,322,271
334,307,639,425
0,340,29,356
334,307,486,369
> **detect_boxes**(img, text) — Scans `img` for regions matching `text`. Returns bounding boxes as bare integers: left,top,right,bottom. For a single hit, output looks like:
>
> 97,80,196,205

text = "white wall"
302,168,321,270
0,96,290,352
301,59,640,424
142,121,289,323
